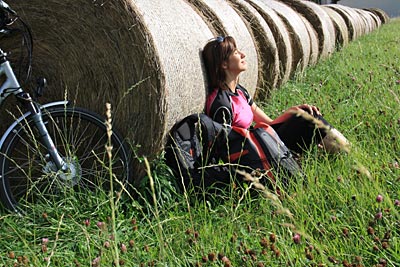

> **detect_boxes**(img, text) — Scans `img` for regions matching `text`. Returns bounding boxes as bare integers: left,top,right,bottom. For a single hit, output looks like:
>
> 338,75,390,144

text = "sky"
339,0,400,17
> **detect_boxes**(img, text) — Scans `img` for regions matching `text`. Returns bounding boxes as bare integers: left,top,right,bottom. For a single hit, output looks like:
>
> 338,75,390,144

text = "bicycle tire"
0,106,132,214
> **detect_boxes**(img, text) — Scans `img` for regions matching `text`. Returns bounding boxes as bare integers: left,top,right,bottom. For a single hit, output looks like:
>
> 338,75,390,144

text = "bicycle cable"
0,8,33,87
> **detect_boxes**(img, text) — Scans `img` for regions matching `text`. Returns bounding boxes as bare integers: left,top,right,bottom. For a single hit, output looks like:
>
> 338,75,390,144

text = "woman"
202,36,349,154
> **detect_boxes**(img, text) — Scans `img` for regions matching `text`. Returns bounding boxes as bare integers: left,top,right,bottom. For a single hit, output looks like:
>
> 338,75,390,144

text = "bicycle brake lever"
0,1,17,15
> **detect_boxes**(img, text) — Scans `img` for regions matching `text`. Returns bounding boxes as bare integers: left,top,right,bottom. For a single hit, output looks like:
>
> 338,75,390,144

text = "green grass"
1,19,400,267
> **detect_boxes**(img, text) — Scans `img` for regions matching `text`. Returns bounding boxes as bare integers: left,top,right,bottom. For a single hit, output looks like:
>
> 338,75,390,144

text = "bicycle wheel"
0,106,132,214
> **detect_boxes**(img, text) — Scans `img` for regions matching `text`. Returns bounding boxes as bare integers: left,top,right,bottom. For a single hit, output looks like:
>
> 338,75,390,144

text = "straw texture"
247,0,293,86
365,8,390,24
279,0,336,60
300,15,319,66
322,6,349,47
326,4,364,40
262,0,311,73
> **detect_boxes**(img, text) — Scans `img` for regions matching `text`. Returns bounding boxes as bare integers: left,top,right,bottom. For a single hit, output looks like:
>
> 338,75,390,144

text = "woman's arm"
251,103,273,125
252,103,321,126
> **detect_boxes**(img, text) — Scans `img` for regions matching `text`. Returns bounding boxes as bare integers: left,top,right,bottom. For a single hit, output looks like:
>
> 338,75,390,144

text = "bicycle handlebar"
0,0,33,87
0,1,16,15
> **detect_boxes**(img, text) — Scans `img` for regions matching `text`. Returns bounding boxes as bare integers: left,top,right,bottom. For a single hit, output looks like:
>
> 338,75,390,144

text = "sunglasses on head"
214,36,225,43
212,36,225,53
209,36,227,61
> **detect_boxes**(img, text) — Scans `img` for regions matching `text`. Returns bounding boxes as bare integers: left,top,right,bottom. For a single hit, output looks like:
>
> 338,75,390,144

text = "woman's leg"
270,110,349,154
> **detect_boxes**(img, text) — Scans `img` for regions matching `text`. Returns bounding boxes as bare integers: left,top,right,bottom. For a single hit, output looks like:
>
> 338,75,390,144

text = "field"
1,18,399,267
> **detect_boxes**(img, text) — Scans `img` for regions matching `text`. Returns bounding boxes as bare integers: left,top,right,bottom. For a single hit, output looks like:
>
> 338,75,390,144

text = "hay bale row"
6,0,389,183
244,0,293,86
300,15,319,66
259,0,312,74
325,4,364,40
322,7,350,47
278,0,336,60
228,0,280,98
356,8,381,33
366,8,390,24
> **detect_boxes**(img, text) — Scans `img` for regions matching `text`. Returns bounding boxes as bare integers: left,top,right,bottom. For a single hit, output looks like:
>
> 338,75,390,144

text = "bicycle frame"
0,48,69,172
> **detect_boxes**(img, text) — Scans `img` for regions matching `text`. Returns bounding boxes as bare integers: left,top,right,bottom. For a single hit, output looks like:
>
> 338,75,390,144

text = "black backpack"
165,113,304,192
219,124,304,188
164,113,233,191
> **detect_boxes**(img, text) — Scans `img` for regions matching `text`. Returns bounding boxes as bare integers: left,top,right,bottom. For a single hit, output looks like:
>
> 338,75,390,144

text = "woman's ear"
221,61,228,69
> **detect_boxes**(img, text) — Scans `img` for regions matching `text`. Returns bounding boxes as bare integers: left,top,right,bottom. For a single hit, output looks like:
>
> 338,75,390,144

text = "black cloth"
271,113,331,154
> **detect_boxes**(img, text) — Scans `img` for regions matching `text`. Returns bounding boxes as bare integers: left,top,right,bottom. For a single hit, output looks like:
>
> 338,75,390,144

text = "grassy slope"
0,19,399,267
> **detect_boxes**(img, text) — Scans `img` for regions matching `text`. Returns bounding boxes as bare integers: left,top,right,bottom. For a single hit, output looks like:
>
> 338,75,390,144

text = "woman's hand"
290,104,321,116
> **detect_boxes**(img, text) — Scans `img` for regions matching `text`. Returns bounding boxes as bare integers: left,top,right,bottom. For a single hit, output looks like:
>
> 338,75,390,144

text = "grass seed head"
121,243,127,253
342,228,349,237
269,233,276,243
260,237,269,248
378,258,387,266
208,253,216,261
306,252,313,260
367,226,375,235
328,256,338,264
381,242,389,250
342,260,351,267
201,255,207,263
293,233,301,244
375,212,383,220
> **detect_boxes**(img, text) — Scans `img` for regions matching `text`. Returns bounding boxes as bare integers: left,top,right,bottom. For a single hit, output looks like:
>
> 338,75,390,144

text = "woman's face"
225,48,247,75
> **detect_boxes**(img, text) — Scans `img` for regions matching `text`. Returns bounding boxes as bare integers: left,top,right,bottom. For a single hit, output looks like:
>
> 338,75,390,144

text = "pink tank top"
206,87,253,129
231,89,253,128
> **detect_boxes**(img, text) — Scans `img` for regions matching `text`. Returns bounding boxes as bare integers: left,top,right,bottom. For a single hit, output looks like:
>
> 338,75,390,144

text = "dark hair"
202,36,237,93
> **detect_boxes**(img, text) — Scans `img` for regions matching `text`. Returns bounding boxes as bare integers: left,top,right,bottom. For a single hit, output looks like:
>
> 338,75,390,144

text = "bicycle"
0,0,132,214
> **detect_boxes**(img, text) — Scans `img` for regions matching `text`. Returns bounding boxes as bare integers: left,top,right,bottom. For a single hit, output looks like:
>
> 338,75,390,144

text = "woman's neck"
224,78,238,93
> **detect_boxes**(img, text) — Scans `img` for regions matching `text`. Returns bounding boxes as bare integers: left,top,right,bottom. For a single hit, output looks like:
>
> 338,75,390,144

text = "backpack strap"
207,85,253,125
208,89,233,125
196,113,224,150
237,84,254,106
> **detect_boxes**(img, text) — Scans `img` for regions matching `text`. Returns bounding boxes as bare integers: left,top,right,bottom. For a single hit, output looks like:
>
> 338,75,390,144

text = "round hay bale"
356,9,380,32
8,0,218,184
365,8,390,24
260,0,311,74
354,9,373,34
343,6,366,37
228,0,280,99
279,0,336,60
299,15,319,66
322,6,350,48
325,4,359,41
363,10,382,29
247,0,293,86
187,0,258,97
336,5,366,39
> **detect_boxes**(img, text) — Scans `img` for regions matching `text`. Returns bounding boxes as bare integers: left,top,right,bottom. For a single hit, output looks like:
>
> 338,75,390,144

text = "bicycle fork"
16,92,67,172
